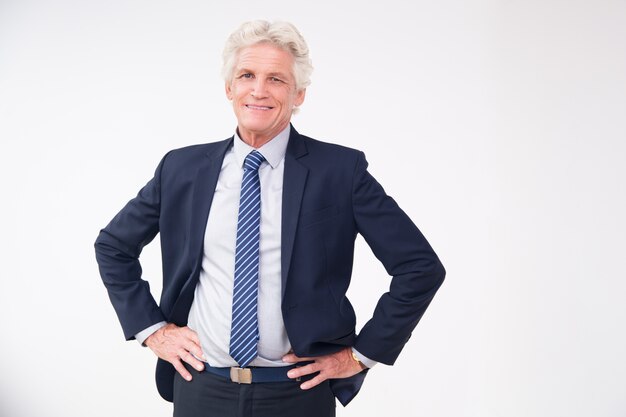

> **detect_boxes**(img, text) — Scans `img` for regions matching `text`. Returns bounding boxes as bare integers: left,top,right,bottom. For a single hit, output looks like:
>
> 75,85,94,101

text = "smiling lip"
245,104,273,110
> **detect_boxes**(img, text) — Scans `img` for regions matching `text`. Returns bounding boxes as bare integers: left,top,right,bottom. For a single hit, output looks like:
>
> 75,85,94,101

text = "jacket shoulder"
298,134,364,162
167,137,232,158
299,134,361,153
160,137,232,168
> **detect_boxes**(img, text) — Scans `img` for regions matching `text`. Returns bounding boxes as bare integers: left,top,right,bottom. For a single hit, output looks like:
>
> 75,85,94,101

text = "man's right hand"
144,323,206,381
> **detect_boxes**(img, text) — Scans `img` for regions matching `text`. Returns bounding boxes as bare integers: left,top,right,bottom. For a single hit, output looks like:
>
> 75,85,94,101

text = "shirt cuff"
351,347,377,368
135,321,167,346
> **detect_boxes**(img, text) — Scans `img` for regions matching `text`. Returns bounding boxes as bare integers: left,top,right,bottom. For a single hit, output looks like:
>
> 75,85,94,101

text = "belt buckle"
230,367,252,384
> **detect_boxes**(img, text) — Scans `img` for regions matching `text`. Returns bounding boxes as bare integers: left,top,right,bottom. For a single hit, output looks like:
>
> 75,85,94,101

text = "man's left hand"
282,347,366,390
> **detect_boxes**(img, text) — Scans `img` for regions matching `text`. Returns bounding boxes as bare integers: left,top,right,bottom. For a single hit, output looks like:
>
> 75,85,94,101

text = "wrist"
136,321,167,347
350,348,367,370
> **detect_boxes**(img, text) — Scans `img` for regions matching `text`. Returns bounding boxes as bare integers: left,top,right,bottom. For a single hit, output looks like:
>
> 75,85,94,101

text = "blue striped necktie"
229,150,265,368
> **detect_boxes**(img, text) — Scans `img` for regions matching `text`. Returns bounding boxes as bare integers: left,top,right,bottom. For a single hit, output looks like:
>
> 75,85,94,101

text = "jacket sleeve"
94,154,169,340
351,151,445,365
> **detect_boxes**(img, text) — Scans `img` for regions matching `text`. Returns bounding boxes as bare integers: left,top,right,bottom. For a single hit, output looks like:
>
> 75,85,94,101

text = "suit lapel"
188,137,234,271
171,137,233,324
281,127,309,298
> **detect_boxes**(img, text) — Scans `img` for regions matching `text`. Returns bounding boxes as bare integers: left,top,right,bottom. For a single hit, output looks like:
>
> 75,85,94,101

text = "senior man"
95,20,445,417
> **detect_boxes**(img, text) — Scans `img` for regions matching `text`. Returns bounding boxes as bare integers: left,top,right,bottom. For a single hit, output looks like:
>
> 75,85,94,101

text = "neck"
237,123,289,149
240,135,272,149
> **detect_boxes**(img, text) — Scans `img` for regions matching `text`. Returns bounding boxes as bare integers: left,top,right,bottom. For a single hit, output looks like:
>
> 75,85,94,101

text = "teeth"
246,105,272,110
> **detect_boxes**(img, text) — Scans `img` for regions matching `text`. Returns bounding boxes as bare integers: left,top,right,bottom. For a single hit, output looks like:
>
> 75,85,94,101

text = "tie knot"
244,150,265,172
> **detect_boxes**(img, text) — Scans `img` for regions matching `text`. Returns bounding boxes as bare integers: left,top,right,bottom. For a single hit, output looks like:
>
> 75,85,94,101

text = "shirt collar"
233,124,290,170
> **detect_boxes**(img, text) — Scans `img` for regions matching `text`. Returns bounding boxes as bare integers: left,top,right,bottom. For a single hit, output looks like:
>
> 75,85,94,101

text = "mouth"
245,104,274,111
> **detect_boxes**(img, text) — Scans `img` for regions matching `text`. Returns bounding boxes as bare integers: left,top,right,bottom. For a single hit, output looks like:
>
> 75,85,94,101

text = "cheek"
228,82,248,100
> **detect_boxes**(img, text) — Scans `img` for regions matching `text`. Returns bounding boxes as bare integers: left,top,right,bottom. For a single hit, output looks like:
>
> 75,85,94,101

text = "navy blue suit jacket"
95,126,445,406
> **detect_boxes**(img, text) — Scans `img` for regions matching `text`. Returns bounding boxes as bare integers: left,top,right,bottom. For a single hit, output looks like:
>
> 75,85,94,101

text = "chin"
242,118,274,130
243,123,271,133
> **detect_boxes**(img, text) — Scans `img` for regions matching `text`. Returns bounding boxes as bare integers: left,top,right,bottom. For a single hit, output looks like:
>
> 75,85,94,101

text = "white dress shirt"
187,125,290,367
136,125,376,368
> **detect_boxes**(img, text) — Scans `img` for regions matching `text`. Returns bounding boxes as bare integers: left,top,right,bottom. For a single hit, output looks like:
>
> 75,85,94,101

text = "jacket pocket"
299,205,340,228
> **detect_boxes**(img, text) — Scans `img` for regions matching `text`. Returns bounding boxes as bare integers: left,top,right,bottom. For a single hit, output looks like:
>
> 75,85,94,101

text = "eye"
270,76,283,83
239,73,253,79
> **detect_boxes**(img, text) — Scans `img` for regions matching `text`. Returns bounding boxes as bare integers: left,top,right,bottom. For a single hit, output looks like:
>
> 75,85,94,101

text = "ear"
294,88,306,107
225,82,233,100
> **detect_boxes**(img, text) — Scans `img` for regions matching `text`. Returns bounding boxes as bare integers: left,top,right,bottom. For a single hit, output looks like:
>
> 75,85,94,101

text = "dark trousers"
173,364,336,417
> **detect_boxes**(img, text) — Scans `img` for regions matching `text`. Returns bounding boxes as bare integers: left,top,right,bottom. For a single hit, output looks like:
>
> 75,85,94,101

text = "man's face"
226,43,305,145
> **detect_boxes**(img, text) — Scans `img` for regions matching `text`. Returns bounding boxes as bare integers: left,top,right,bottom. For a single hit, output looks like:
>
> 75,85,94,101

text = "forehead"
235,43,295,75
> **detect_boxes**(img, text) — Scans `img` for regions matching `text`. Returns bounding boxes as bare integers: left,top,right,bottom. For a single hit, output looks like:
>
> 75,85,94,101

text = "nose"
250,79,268,99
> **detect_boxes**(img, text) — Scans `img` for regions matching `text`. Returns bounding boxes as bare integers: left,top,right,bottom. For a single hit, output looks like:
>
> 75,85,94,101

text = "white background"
1,1,625,416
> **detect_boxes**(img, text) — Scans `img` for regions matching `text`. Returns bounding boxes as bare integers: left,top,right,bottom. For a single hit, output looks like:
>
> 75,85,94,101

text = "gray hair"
222,20,313,92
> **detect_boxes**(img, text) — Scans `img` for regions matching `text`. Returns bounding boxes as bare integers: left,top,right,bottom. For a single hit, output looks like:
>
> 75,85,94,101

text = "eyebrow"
267,71,289,78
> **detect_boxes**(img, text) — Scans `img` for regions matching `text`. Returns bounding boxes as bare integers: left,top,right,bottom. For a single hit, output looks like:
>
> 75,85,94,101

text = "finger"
183,339,206,361
191,346,206,361
287,363,319,379
172,358,193,382
282,353,314,363
300,373,326,390
179,349,205,372
183,327,202,346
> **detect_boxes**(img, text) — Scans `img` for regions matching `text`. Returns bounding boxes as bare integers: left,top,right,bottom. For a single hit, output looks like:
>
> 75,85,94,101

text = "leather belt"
203,363,308,384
